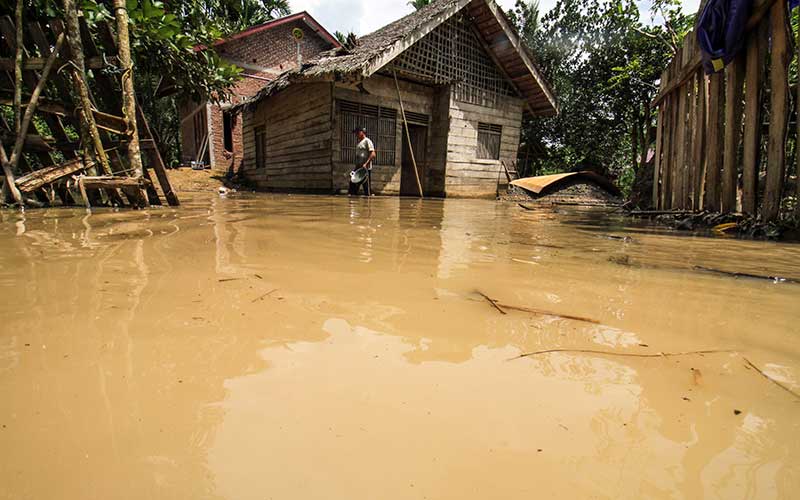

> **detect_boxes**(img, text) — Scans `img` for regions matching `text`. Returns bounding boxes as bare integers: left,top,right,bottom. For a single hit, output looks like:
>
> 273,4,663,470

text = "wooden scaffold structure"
0,3,179,209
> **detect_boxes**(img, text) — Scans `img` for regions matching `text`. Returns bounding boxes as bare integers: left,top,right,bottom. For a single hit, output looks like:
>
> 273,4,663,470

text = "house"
177,12,340,172
234,0,557,198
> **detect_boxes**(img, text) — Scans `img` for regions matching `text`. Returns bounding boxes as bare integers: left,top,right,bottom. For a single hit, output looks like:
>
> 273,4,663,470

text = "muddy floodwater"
1,193,799,499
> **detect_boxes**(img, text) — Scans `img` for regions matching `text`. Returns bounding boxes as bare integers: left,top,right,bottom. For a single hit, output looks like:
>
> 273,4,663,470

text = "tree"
408,0,430,11
509,0,692,200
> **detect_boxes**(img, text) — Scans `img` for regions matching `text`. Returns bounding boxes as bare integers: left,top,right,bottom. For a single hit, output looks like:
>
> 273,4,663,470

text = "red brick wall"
189,18,335,173
216,19,334,74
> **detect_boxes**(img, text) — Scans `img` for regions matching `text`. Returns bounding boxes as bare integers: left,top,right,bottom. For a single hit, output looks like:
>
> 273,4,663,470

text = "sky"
291,0,702,37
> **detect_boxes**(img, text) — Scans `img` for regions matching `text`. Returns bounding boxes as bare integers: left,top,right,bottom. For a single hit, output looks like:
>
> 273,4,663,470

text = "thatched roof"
235,0,557,115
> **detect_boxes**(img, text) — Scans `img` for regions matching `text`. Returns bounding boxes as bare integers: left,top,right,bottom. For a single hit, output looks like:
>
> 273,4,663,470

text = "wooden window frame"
338,100,397,166
476,122,502,160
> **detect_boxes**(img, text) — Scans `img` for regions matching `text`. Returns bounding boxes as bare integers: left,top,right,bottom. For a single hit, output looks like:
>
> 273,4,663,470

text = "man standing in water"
349,127,376,196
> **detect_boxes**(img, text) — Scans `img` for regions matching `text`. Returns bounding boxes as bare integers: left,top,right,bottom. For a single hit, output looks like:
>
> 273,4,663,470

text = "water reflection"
0,193,798,499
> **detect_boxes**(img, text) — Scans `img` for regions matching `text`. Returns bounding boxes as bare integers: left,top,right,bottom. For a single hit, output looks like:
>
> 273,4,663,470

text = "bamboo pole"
7,34,65,174
113,0,142,179
13,0,23,134
392,68,423,198
62,0,112,176
763,1,790,221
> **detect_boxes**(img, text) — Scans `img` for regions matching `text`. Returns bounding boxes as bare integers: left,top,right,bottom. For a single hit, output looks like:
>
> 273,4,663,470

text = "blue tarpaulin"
696,0,754,73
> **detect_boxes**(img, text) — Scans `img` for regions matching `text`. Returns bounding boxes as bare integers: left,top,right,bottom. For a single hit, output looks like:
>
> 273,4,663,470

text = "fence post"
763,0,790,222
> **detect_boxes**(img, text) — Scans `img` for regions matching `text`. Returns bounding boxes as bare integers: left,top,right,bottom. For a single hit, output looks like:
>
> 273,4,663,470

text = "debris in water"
476,291,507,315
490,300,600,325
742,357,800,400
218,277,241,282
511,348,733,360
252,289,279,303
692,368,703,386
693,265,798,284
734,409,742,415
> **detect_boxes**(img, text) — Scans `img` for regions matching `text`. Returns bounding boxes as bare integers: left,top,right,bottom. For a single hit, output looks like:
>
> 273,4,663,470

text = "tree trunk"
62,0,112,176
14,0,23,134
113,0,143,179
631,108,640,172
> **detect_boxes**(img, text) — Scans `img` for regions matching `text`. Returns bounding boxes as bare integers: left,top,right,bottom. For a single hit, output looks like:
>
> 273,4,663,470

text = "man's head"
353,127,367,141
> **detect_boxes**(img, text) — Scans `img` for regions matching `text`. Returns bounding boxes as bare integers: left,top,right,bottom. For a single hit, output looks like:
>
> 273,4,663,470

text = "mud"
1,193,799,499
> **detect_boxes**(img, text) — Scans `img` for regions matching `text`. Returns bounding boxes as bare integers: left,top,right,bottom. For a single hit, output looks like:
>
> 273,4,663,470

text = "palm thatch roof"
235,0,557,115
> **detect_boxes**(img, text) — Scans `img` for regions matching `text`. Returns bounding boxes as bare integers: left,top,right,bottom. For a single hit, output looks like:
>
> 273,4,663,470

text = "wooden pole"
62,0,113,176
741,25,766,215
13,0,23,134
763,1,790,221
691,70,707,210
113,0,142,179
653,105,663,208
7,34,65,173
0,142,23,205
705,72,724,211
392,69,423,198
796,18,800,216
721,54,745,212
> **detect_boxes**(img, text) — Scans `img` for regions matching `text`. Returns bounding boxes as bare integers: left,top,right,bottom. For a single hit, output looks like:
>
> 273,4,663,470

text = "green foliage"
408,0,430,11
511,0,693,198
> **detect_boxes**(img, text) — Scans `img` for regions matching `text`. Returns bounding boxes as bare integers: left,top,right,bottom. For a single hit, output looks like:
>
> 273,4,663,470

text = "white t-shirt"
355,137,375,168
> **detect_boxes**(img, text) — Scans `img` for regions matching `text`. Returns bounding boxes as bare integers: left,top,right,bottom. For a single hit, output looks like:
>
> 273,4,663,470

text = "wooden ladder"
501,160,519,183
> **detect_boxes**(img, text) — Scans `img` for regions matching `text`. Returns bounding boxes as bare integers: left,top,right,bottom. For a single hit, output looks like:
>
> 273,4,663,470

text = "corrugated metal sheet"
510,171,620,196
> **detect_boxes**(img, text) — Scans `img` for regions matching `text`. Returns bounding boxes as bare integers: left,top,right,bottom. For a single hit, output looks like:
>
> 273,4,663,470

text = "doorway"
400,124,427,196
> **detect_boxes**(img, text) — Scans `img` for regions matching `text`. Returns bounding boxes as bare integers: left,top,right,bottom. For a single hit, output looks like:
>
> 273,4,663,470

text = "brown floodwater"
1,193,799,499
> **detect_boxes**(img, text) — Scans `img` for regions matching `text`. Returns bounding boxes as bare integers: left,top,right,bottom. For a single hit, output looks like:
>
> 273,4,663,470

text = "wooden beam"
704,72,724,211
721,53,745,212
762,0,790,221
15,157,88,193
691,70,707,210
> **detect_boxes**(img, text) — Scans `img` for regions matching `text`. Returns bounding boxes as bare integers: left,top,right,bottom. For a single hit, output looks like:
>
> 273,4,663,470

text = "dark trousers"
348,169,371,196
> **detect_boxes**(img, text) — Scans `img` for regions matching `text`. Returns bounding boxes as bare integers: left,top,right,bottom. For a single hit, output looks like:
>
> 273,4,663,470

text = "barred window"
254,125,267,169
477,123,502,160
338,100,397,165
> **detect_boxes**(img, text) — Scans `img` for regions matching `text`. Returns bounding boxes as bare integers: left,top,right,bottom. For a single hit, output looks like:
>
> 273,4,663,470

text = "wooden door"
400,124,427,196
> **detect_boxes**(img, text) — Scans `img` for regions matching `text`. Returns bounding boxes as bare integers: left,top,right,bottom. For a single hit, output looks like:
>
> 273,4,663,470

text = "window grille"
254,125,267,169
338,100,397,166
477,123,502,160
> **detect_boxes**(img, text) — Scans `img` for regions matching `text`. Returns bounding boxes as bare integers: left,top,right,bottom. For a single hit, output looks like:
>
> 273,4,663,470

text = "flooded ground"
1,193,799,499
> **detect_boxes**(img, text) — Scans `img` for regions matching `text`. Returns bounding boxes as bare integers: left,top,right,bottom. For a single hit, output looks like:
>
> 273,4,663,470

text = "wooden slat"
741,25,766,215
704,71,724,211
652,103,664,208
691,70,707,210
721,53,745,212
15,158,87,192
685,68,697,208
762,0,790,221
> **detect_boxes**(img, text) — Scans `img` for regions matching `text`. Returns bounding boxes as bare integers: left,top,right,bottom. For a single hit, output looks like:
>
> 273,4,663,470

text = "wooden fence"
651,0,796,221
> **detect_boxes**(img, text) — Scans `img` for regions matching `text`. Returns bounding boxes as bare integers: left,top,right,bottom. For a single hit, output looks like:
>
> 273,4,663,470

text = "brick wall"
192,18,335,173
216,19,333,74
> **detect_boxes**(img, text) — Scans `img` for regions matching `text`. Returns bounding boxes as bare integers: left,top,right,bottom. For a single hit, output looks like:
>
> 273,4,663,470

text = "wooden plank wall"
651,0,795,221
240,82,333,190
